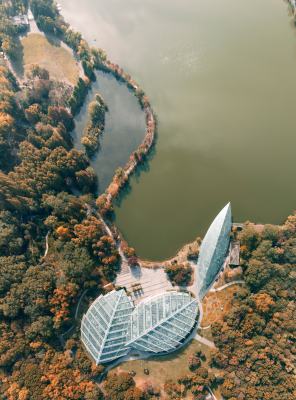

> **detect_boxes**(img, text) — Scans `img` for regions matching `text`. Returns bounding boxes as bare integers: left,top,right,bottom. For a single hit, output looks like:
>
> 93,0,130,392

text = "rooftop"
81,290,198,364
196,203,232,299
229,240,240,266
126,291,198,353
12,15,29,26
81,290,133,364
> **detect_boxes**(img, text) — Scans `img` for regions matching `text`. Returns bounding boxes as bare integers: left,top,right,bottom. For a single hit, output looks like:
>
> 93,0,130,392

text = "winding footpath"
99,213,130,273
75,289,89,320
84,203,131,275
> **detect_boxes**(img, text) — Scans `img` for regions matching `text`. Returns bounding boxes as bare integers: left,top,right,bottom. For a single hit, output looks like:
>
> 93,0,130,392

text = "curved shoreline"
54,6,201,267
95,59,157,209
91,59,159,263
76,45,201,270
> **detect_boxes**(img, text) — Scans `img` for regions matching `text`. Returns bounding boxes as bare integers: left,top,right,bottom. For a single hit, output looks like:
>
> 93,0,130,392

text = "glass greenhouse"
81,289,134,364
196,202,232,299
81,202,233,365
126,292,198,353
81,290,198,364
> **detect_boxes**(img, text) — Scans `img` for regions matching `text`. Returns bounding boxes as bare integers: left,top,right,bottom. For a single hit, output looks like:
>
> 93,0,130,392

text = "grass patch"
114,287,242,396
201,284,242,328
113,339,213,393
21,33,80,85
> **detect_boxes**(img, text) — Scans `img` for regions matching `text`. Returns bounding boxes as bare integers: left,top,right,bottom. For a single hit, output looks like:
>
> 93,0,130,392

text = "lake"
60,0,296,260
72,71,146,193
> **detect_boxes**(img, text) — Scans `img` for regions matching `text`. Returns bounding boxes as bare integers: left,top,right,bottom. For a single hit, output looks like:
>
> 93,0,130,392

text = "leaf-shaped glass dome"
81,203,233,365
196,202,232,299
81,289,134,364
126,291,198,353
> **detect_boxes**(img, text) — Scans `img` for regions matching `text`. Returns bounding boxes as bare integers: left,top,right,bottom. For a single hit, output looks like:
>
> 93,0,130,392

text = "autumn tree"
165,263,193,286
163,380,182,399
104,372,135,400
210,216,296,399
82,93,107,155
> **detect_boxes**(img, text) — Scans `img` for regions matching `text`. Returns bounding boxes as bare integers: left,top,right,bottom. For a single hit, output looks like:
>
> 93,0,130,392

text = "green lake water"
72,71,146,193
61,0,296,260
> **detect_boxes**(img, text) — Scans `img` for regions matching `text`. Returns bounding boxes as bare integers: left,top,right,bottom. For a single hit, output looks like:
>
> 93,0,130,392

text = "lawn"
109,287,243,397
201,284,242,328
113,339,213,397
21,33,80,85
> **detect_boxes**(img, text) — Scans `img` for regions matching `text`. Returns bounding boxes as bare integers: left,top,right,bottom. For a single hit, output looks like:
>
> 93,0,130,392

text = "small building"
12,15,29,28
229,240,240,267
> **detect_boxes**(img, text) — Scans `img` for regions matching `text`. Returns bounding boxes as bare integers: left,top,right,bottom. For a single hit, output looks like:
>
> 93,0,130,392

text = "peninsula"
0,1,295,400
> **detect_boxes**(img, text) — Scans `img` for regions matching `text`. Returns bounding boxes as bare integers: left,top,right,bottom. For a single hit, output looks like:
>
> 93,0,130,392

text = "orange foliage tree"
49,283,78,329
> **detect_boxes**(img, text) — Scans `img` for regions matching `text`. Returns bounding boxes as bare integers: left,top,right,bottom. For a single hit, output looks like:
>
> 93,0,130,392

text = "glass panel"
196,203,232,299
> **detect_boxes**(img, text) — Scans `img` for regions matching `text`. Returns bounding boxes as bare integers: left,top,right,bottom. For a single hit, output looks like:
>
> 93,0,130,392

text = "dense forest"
0,1,120,398
166,221,296,400
210,221,296,399
0,0,295,399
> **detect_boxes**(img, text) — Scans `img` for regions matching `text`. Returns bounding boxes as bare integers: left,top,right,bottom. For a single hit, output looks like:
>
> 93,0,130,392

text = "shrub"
165,263,193,286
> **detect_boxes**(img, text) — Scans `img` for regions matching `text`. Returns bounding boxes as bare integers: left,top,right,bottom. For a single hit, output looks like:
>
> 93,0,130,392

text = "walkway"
115,265,174,304
194,333,216,349
75,289,89,320
200,324,211,330
209,280,245,293
91,206,175,304
206,386,219,400
28,8,39,34
96,211,133,277
187,260,198,298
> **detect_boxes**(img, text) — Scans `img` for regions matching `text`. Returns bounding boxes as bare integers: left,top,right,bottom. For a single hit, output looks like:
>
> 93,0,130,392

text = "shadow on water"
113,142,158,208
